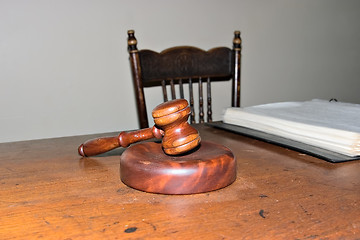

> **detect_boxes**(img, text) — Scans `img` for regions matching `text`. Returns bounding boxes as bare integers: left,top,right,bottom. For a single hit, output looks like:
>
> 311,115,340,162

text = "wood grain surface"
1,124,360,239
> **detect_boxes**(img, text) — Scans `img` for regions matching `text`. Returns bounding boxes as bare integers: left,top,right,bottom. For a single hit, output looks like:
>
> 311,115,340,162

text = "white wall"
1,0,360,143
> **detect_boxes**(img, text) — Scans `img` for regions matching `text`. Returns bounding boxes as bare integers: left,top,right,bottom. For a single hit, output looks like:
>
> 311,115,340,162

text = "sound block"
120,141,236,194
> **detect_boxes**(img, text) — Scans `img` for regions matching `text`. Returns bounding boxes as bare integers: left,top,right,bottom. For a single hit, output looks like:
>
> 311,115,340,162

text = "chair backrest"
127,30,241,128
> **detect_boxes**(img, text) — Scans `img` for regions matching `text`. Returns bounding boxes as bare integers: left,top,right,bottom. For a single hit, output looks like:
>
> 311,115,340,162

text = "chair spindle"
170,79,176,100
189,78,195,124
161,80,168,102
199,77,204,123
179,79,184,99
207,77,212,122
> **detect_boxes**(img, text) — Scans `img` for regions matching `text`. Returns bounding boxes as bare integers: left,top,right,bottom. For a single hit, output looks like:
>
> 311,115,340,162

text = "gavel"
78,99,201,157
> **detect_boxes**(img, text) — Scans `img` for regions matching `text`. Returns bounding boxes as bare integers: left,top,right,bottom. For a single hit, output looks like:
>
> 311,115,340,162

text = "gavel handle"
78,126,164,157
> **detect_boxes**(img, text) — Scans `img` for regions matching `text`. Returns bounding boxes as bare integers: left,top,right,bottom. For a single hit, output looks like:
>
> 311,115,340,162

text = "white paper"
223,100,360,157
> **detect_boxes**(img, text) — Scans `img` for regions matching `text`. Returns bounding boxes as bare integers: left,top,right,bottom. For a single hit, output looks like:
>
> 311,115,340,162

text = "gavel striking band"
78,99,201,157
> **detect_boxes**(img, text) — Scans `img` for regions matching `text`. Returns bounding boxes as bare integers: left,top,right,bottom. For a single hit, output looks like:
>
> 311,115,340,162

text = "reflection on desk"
1,124,359,239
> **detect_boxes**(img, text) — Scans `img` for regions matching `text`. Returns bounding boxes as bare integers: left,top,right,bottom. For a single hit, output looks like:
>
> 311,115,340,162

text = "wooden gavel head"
152,99,201,155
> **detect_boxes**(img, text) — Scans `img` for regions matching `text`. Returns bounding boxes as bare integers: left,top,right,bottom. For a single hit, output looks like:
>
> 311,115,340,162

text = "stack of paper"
223,99,360,157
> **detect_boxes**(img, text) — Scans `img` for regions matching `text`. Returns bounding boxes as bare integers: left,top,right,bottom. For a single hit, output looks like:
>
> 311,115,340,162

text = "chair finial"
127,30,138,53
233,31,241,51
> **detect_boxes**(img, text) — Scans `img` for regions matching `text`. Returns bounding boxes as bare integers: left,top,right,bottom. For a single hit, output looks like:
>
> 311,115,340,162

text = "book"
223,99,360,157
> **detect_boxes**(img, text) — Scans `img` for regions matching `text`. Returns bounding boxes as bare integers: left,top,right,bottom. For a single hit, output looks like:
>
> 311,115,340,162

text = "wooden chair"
127,30,241,128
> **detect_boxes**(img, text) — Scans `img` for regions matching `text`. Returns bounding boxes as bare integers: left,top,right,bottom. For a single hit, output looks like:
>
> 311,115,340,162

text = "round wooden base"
120,141,236,194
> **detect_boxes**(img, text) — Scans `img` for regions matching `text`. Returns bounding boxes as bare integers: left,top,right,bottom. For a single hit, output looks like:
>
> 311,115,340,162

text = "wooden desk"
1,124,359,239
